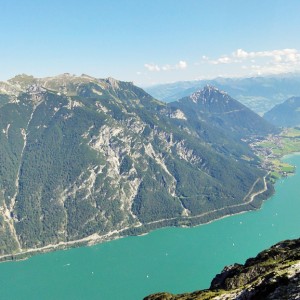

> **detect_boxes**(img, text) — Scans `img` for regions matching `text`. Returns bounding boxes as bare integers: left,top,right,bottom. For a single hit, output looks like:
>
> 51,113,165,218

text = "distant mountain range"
0,74,275,258
264,96,300,127
170,85,275,139
144,73,300,115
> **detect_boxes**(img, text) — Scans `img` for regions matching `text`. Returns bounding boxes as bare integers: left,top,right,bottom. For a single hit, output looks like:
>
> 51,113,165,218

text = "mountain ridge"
0,74,275,259
264,96,300,127
144,73,300,114
170,85,276,140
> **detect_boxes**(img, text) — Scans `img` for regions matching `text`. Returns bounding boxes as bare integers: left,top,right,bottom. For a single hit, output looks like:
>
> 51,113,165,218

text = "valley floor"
250,127,300,181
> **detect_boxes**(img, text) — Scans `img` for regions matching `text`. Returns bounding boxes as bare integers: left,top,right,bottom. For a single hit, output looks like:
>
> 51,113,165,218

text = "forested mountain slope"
264,96,300,127
0,74,275,257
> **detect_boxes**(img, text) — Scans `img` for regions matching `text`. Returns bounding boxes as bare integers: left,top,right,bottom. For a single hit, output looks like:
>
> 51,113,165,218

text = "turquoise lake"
0,154,300,300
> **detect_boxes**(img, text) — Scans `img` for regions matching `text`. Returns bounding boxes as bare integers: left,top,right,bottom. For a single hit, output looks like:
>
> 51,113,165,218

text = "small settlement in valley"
250,127,300,182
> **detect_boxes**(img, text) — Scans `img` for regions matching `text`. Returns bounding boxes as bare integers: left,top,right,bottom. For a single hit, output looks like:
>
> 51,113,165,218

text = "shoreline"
0,172,270,263
4,130,299,263
281,151,300,160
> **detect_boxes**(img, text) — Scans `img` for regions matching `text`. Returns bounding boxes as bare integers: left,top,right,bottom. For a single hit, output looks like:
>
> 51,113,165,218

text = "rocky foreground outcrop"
144,238,300,300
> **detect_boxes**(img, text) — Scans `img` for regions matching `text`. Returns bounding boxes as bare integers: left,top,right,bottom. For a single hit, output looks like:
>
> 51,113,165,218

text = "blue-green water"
1,155,300,300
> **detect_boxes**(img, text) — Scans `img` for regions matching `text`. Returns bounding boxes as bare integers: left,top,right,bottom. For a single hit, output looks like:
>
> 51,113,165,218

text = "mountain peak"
203,84,221,93
105,77,121,89
8,74,36,86
0,74,130,97
173,84,276,137
189,85,228,104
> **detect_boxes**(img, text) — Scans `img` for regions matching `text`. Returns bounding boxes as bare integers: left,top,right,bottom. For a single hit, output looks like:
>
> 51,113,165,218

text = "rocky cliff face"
0,74,275,258
144,238,300,300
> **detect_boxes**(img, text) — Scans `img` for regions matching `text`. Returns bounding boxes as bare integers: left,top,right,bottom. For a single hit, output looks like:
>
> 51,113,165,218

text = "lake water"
1,154,299,300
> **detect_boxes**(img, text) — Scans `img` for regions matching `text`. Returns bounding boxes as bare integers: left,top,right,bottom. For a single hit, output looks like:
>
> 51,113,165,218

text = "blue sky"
1,0,300,86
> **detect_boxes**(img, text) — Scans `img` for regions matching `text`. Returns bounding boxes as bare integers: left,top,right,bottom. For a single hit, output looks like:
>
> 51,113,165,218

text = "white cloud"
199,48,300,76
175,60,187,69
205,48,300,66
249,61,298,76
144,60,187,72
233,49,249,59
274,55,282,62
162,64,172,71
144,63,160,72
232,48,300,63
211,56,232,64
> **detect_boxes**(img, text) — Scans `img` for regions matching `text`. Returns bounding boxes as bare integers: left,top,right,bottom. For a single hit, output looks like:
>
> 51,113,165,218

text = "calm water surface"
1,155,299,300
